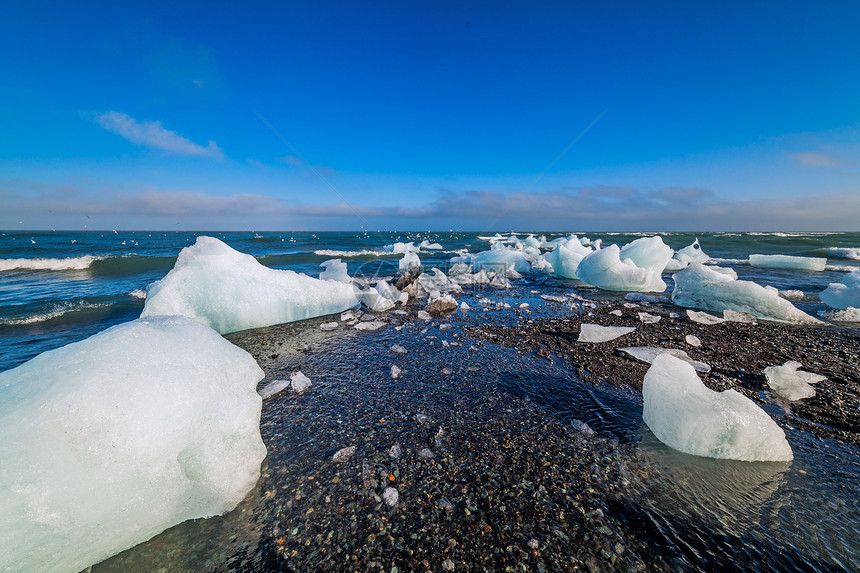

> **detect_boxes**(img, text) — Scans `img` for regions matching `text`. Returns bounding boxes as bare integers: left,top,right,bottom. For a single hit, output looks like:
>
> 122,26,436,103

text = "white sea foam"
0,302,111,326
0,256,100,272
313,249,386,257
827,247,860,260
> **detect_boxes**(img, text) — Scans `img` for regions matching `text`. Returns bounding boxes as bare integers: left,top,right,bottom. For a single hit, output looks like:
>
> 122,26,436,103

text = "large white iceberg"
672,263,820,324
544,236,592,279
0,316,267,573
642,354,793,462
577,245,667,292
470,244,530,274
819,270,860,309
748,254,826,272
141,236,358,334
619,236,674,272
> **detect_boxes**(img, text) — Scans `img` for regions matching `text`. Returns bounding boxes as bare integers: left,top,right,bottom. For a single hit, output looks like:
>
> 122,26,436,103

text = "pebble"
382,487,399,507
388,444,402,459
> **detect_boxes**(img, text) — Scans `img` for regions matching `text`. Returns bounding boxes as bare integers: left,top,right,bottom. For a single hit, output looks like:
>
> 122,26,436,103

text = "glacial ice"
545,236,592,278
819,270,860,309
399,252,421,270
642,354,793,462
619,346,710,372
418,240,443,250
577,245,667,293
470,244,530,274
358,280,400,312
319,258,352,283
764,361,825,401
672,263,820,324
749,254,827,272
0,316,266,573
674,238,710,264
384,242,420,254
686,309,725,325
578,323,636,343
619,236,674,271
141,237,358,334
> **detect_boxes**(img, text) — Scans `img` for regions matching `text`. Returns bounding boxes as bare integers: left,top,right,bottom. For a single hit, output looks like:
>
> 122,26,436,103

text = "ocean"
2,230,858,373
2,230,859,572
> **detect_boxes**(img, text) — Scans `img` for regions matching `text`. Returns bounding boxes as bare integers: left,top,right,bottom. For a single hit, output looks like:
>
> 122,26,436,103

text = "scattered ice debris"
141,236,358,334
470,244,531,274
578,324,636,343
419,239,444,250
388,444,402,459
460,301,471,310
418,267,449,291
609,309,623,316
638,312,661,324
341,310,358,321
332,446,356,462
541,294,568,303
780,289,805,300
319,321,338,331
669,312,680,318
619,347,711,373
439,323,452,331
434,426,446,448
358,280,400,312
399,252,421,270
418,448,436,460
642,354,793,462
289,371,312,393
426,292,458,314
129,289,147,299
384,241,420,254
749,254,827,272
765,361,826,401
441,367,452,375
389,364,402,379
418,310,432,321
819,270,860,309
625,292,660,303
686,309,725,325
0,316,267,573
819,307,860,322
528,538,541,550
390,344,407,355
577,244,667,293
672,263,820,324
354,320,387,331
319,258,351,282
619,236,674,273
571,419,595,436
674,238,710,264
519,303,530,309
685,334,702,347
259,379,290,399
415,413,429,423
383,487,400,507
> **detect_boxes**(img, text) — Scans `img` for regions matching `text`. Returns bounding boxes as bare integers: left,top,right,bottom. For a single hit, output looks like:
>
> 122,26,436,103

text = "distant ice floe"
0,316,267,573
672,263,820,324
141,236,358,334
577,245,667,293
819,270,860,310
765,361,825,401
643,354,793,462
748,254,827,272
0,255,100,272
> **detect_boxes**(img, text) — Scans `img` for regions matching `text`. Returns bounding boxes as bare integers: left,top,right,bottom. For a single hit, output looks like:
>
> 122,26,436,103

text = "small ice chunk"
459,301,471,310
519,303,530,309
332,446,356,462
673,264,819,324
541,294,568,303
419,239,443,250
418,448,435,460
390,344,407,355
765,361,826,401
319,321,339,331
642,354,793,462
625,292,660,303
578,324,636,343
354,320,387,331
779,289,804,300
259,379,290,399
620,347,710,373
341,310,358,321
820,270,860,310
383,487,400,507
390,365,402,379
418,310,432,321
749,254,827,272
470,244,530,274
638,312,661,324
577,245,667,293
418,267,449,291
388,444,402,459
820,307,860,322
289,371,312,393
319,259,351,283
609,309,623,316
141,237,358,334
674,238,709,264
399,252,421,270
686,310,725,325
685,334,701,347
723,309,757,323
544,236,592,278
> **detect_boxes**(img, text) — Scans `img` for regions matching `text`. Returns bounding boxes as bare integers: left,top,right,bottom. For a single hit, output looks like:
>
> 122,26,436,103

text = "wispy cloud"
276,154,338,178
786,151,844,168
95,111,224,159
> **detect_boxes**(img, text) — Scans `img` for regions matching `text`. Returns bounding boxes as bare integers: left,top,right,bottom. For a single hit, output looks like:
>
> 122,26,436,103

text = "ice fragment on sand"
390,365,402,379
722,309,757,323
748,254,826,272
638,312,661,324
820,270,860,310
685,334,701,347
418,310,432,321
388,444,402,459
686,310,725,325
354,320,387,331
390,344,407,355
141,236,357,334
289,371,312,393
672,263,820,324
620,347,710,373
332,446,356,462
319,321,338,331
819,307,860,322
259,379,290,399
765,361,826,401
609,309,622,316
578,324,635,343
0,316,266,573
383,487,400,507
577,244,667,293
642,354,793,462
418,448,436,460
460,301,471,310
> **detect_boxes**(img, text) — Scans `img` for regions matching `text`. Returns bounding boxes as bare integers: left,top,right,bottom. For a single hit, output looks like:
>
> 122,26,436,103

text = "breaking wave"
0,256,101,272
828,247,860,260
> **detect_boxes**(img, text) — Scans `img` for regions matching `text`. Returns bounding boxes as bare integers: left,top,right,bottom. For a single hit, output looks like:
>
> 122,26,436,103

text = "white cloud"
95,111,224,159
787,151,844,168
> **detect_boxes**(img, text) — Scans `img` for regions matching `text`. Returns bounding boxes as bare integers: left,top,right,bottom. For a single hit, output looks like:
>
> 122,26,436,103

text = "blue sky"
1,1,858,231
